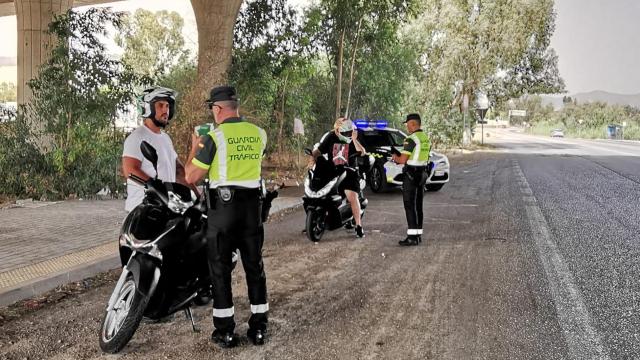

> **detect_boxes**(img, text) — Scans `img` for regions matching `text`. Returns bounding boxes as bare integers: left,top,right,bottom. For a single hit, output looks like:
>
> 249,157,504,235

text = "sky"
1,0,639,95
549,0,640,95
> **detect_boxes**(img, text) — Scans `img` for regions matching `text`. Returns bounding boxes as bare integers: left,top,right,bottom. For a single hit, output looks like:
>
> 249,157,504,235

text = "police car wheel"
368,166,386,193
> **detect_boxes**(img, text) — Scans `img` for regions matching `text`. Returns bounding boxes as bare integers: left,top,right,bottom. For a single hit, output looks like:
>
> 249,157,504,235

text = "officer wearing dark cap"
185,85,269,348
392,113,432,246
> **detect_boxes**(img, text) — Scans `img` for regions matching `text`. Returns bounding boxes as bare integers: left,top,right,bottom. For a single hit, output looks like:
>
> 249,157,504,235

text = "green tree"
0,8,149,199
305,0,417,120
115,9,190,81
230,0,314,155
406,0,564,116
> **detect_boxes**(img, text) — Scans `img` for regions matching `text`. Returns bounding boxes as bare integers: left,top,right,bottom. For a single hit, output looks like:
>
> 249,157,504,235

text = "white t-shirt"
122,125,178,211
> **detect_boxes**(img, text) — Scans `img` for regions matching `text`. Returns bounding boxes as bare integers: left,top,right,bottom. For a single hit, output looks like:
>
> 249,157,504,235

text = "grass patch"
528,123,640,140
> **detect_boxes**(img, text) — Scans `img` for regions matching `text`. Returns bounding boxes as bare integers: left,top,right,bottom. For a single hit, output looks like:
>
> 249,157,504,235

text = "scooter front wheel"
305,210,326,242
99,273,148,353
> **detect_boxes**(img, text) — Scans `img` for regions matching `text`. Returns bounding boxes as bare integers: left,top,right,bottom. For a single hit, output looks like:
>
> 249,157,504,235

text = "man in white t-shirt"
122,86,190,211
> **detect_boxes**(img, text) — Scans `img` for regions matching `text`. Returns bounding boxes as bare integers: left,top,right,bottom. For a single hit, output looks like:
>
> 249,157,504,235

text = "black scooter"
99,141,279,353
302,149,374,242
99,141,213,353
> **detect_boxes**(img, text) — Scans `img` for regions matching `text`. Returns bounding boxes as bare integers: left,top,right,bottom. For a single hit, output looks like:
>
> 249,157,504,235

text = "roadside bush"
0,8,148,200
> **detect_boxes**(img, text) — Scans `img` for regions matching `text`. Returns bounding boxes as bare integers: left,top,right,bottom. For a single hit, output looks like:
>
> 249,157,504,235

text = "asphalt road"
0,129,638,359
485,128,640,359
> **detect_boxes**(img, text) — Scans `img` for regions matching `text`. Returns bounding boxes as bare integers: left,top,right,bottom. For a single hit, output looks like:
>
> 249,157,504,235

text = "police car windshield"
389,131,405,146
361,131,389,147
361,129,405,147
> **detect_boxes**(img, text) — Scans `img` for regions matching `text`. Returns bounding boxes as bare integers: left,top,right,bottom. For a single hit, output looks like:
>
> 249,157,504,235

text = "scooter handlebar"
128,174,146,186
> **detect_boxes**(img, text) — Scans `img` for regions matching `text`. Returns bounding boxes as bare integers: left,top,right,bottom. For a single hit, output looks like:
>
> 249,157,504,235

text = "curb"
0,255,119,307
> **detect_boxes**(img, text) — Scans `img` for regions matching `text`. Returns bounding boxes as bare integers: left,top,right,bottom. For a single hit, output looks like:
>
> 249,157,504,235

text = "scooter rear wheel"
306,210,326,242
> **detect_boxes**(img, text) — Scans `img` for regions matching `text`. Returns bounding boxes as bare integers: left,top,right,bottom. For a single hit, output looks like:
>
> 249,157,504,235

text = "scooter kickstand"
184,307,200,333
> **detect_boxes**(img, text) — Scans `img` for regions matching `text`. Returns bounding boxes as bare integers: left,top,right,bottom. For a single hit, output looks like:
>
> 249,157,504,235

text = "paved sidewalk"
0,187,303,307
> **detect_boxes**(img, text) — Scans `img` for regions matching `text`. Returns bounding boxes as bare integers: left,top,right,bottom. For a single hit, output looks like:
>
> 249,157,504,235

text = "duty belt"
208,186,261,207
403,165,429,182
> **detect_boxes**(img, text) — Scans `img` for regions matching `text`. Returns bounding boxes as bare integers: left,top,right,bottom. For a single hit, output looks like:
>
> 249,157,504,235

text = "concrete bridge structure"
0,0,121,104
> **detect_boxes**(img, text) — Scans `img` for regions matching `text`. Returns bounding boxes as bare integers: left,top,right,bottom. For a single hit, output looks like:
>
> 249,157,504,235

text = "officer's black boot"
211,329,239,348
399,235,419,246
247,328,267,345
417,235,422,244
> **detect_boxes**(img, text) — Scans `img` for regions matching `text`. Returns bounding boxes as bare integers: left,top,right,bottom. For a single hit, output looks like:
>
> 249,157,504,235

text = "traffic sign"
476,92,489,109
476,108,488,121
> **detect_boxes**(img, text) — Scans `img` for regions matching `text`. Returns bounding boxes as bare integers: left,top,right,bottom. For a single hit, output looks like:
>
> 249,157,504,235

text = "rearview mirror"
140,141,159,178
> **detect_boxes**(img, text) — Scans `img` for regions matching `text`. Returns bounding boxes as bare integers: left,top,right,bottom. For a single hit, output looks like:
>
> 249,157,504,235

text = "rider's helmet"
335,118,354,144
138,87,177,126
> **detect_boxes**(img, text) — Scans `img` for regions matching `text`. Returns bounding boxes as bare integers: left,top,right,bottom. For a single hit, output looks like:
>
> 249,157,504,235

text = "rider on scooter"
311,118,367,238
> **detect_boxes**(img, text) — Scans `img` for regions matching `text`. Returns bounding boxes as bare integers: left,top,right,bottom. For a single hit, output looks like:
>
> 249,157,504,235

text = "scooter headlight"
119,233,150,248
304,177,339,198
167,190,194,214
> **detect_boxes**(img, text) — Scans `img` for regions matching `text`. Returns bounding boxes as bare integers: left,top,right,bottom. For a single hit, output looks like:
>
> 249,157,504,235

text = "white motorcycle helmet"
336,119,354,144
138,86,177,127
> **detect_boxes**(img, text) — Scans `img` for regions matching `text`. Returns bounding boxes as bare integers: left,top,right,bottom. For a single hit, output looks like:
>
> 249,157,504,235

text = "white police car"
355,120,450,192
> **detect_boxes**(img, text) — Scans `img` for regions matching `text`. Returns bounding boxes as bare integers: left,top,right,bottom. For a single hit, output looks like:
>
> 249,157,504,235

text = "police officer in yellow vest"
392,113,432,246
185,86,268,348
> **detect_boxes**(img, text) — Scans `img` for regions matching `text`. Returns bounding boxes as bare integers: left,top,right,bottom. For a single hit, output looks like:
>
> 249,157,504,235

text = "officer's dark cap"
207,86,239,104
403,113,421,124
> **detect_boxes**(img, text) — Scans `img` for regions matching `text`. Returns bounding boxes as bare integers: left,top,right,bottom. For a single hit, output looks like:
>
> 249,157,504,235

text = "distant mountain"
573,90,640,108
540,91,640,110
0,57,16,66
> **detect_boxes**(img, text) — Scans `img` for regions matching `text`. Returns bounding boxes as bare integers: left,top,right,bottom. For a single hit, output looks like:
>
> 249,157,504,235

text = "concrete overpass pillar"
14,0,73,105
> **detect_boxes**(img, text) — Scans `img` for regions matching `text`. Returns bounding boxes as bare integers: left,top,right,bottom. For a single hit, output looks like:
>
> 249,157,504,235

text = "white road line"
512,159,609,359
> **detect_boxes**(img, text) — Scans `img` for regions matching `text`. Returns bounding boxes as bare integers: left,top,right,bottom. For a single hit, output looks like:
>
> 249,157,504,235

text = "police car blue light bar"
354,120,388,129
354,120,368,128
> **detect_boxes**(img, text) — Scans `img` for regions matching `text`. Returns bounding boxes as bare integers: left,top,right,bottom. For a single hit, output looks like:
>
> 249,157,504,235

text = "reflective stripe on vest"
407,131,431,166
207,122,266,189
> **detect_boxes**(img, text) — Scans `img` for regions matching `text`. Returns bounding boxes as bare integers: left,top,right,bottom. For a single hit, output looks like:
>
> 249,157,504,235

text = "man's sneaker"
399,236,419,246
211,330,238,348
247,328,267,345
355,225,365,238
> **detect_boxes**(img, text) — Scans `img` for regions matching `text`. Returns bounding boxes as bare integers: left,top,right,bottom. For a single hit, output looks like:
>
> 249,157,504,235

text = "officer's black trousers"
402,166,429,236
206,189,268,333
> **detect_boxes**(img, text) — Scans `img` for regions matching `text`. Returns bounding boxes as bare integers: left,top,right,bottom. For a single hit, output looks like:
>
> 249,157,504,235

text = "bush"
0,8,148,200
